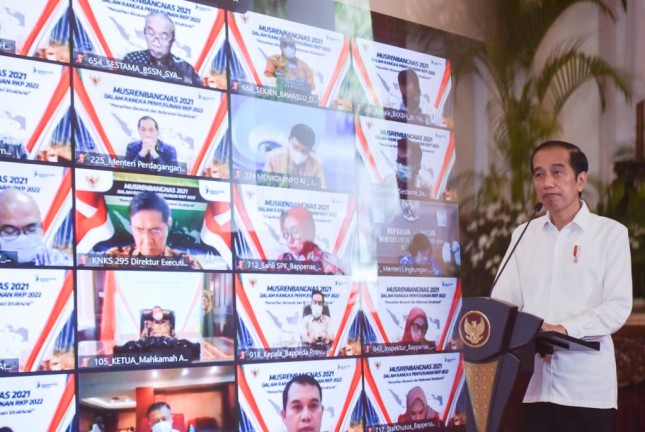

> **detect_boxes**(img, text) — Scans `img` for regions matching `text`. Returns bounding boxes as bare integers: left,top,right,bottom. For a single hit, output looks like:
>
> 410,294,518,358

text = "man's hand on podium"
540,322,568,335
538,323,568,361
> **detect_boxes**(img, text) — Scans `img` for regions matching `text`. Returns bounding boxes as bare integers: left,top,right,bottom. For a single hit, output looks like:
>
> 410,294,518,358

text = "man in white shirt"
301,290,334,346
492,140,632,431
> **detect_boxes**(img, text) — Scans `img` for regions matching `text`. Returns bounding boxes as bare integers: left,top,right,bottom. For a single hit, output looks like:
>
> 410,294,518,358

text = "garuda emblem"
459,311,491,348
464,319,485,344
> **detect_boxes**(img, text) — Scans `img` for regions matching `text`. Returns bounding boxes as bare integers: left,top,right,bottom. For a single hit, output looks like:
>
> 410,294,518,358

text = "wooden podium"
458,297,599,432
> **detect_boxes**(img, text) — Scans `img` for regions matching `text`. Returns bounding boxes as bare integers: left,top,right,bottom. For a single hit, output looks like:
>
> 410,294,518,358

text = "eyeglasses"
282,227,302,240
411,322,428,332
311,299,324,306
0,223,42,240
281,41,296,48
144,28,173,42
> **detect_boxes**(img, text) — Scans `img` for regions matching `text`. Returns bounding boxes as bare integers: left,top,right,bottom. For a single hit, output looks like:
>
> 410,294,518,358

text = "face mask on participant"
396,164,412,182
311,304,323,318
289,145,308,165
282,47,296,59
153,312,164,321
151,421,173,432
0,234,43,263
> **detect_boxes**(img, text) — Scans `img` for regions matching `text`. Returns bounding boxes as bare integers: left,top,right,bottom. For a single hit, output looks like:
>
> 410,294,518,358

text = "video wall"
0,1,466,431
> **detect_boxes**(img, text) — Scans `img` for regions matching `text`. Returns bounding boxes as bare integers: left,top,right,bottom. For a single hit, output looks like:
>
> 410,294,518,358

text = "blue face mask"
396,164,412,182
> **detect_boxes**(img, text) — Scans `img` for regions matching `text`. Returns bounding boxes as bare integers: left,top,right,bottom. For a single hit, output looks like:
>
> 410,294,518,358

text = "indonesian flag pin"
573,245,580,263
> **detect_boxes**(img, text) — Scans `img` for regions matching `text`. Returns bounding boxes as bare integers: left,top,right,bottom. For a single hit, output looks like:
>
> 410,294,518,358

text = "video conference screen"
227,11,350,109
0,1,468,430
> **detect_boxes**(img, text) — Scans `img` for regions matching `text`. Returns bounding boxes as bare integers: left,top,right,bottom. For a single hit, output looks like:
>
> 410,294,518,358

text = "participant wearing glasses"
301,289,334,347
277,207,344,275
400,307,432,345
123,12,202,86
0,189,72,266
104,191,201,268
264,34,315,93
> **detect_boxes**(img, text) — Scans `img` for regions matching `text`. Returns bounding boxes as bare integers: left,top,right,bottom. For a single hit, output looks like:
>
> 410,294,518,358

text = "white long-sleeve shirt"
492,201,632,409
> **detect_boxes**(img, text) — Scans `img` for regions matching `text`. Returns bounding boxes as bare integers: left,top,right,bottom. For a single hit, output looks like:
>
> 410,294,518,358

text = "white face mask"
289,145,308,165
152,312,164,321
311,304,323,318
151,421,173,432
396,163,412,182
282,47,296,59
0,234,43,263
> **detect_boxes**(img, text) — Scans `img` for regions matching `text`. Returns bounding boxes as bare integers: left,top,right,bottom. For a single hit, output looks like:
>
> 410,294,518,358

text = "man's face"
138,119,159,145
280,37,297,59
311,293,324,319
144,15,174,59
131,209,170,256
409,399,426,420
281,383,323,432
289,137,311,164
0,198,41,234
148,405,172,426
311,293,323,308
0,193,43,261
402,82,420,111
532,147,586,220
410,317,428,343
152,307,163,321
396,150,420,182
282,215,304,255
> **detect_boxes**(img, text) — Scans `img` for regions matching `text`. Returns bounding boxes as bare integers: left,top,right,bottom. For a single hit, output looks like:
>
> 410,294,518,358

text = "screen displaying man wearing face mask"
0,189,72,266
264,123,327,188
264,34,315,94
301,290,334,347
394,138,433,193
147,402,180,432
392,138,434,221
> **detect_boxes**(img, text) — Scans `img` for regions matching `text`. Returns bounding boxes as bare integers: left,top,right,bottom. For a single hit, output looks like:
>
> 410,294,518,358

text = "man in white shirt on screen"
491,140,632,432
301,290,334,347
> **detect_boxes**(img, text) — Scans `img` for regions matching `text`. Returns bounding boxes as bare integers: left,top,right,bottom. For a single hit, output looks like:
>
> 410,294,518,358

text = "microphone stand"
488,202,543,297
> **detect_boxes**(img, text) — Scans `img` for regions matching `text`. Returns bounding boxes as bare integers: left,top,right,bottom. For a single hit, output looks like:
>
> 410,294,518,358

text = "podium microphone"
488,202,543,296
